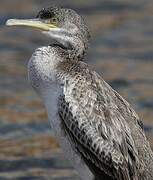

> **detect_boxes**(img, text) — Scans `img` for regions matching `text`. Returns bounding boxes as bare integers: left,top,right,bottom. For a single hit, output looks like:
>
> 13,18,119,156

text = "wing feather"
58,62,141,180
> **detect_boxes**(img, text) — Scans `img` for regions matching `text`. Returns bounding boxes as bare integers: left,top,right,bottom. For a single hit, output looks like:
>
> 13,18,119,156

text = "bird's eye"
51,18,57,23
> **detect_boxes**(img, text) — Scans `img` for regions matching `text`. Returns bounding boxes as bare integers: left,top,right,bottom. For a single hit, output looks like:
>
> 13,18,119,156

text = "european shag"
6,7,153,180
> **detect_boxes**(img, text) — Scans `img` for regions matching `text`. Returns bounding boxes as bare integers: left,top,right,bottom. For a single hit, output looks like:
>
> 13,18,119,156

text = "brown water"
0,0,153,179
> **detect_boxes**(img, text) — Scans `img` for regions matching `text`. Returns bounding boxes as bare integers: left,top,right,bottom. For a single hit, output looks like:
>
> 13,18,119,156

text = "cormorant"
6,7,153,180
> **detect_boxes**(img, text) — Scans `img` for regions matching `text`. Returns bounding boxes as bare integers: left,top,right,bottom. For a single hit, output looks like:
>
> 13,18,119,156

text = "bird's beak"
6,18,57,31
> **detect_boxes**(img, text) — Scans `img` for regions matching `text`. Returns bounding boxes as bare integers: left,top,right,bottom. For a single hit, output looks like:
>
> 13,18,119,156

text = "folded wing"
58,64,140,180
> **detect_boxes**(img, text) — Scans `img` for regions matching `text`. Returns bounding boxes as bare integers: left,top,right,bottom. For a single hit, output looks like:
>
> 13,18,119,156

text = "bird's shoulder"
58,61,142,179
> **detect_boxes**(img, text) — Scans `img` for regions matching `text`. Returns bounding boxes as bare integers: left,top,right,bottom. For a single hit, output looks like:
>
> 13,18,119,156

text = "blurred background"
0,0,153,179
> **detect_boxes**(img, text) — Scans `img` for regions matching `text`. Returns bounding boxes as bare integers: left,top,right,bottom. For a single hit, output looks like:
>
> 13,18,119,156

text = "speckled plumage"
57,61,141,180
27,7,153,180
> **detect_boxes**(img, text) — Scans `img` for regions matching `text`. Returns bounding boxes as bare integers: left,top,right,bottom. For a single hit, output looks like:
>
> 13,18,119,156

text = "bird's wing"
58,66,141,180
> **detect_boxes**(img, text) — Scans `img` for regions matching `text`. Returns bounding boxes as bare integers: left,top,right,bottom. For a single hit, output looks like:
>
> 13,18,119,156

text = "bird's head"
6,7,91,92
6,7,90,59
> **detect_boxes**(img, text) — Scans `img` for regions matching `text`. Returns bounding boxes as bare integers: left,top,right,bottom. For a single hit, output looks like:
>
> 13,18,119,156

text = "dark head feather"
36,7,59,19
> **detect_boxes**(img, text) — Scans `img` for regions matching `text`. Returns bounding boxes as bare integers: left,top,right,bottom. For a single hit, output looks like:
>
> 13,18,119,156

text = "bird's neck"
68,43,87,61
51,39,88,61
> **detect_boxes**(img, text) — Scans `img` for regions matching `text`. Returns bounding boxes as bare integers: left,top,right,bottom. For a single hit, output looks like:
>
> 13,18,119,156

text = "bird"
6,6,153,180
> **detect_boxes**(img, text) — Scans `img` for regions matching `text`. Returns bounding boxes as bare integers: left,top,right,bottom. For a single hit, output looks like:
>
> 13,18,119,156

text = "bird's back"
57,60,153,180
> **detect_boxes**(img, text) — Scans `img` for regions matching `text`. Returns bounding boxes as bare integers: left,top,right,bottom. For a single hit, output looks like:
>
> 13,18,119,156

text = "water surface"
0,0,153,179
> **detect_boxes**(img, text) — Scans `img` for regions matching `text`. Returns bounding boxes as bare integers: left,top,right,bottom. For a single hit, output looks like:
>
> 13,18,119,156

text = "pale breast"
28,46,61,90
41,87,94,180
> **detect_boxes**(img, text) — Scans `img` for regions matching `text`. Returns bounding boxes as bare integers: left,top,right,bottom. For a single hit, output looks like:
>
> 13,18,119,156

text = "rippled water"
0,0,153,179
